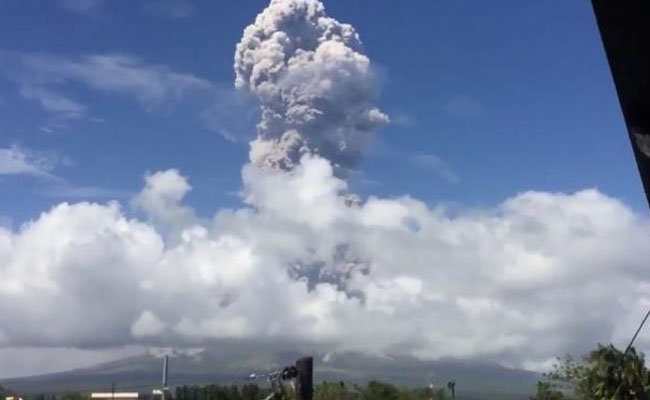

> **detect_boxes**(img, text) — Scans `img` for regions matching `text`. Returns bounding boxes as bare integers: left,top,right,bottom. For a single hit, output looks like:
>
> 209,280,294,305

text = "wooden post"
294,357,313,400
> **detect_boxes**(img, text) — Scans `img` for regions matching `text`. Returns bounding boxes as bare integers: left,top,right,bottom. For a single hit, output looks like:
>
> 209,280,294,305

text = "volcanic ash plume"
234,0,389,175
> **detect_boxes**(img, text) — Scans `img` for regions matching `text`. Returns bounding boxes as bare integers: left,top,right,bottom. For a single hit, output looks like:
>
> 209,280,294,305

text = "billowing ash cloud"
234,0,389,174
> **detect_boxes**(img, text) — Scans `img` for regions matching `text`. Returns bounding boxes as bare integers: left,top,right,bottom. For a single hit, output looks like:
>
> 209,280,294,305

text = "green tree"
60,392,84,400
169,381,456,400
547,344,650,400
228,385,242,400
583,345,650,399
427,388,448,400
241,384,261,400
530,381,565,400
175,386,186,400
315,381,358,400
361,381,399,400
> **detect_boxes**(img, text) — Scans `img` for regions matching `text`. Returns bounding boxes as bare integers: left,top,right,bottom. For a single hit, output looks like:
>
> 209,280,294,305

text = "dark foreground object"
591,0,650,210
295,357,313,400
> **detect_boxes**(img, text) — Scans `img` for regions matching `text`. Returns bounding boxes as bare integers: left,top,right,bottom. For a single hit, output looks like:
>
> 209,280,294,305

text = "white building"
90,393,139,400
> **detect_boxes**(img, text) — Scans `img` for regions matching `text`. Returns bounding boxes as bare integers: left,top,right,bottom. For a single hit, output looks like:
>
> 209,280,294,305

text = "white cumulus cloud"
1,157,649,369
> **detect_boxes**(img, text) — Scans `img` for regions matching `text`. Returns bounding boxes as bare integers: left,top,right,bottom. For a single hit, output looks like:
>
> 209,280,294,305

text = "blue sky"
5,0,650,379
0,0,643,224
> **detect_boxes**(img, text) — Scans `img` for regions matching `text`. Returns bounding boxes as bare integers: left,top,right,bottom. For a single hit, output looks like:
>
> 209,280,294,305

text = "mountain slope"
0,349,539,399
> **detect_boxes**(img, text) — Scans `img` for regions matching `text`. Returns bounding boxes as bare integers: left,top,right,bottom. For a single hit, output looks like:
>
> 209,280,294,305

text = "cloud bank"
1,157,649,368
1,0,650,372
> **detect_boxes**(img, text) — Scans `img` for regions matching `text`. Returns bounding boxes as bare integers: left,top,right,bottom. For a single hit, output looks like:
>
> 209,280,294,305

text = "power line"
621,306,650,361
609,305,650,399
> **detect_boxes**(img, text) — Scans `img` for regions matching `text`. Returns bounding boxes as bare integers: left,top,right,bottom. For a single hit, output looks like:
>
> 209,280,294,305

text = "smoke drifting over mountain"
1,0,650,375
235,0,388,174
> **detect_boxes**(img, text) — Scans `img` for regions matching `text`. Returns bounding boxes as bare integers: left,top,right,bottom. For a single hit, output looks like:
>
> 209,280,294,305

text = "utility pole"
111,381,116,400
162,355,169,400
446,381,455,399
294,357,313,400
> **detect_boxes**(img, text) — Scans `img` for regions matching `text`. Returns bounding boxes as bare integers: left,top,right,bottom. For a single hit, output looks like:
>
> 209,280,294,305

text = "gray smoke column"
234,0,389,175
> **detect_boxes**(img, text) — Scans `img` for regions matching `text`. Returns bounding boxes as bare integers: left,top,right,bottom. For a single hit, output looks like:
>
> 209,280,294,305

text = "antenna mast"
162,355,169,400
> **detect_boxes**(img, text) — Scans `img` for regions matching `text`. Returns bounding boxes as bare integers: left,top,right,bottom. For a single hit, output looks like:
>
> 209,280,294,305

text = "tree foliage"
175,384,250,400
60,393,85,400
529,381,565,400
536,343,650,400
173,381,447,400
